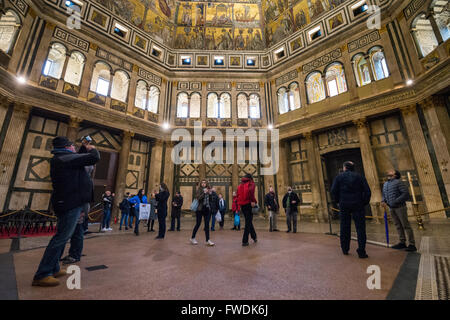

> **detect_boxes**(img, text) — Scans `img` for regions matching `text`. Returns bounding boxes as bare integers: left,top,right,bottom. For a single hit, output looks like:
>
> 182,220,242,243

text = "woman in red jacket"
231,191,240,231
236,173,257,246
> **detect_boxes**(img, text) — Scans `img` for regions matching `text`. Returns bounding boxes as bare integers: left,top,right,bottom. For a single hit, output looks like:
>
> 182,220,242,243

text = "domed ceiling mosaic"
93,0,346,50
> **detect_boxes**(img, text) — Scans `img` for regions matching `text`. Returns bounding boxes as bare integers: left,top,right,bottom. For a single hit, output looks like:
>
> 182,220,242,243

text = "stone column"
353,118,382,223
148,139,164,191
112,130,133,219
304,132,322,222
56,52,71,92
427,12,444,44
66,116,82,142
421,97,450,216
401,105,444,213
199,141,207,181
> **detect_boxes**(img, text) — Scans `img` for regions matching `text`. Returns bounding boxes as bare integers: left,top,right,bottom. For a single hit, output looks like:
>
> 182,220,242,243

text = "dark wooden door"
92,150,118,205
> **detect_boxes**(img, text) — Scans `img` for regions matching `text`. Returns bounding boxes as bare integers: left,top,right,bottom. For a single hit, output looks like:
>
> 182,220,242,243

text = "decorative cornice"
400,105,417,115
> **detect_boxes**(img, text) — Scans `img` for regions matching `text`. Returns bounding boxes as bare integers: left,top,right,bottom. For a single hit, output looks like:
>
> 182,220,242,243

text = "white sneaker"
190,238,198,245
101,228,107,232
107,228,113,231
206,240,215,246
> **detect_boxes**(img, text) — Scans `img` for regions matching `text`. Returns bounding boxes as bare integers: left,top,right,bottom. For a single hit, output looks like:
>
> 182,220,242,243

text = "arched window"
190,93,201,118
64,51,85,86
148,86,160,113
129,154,134,165
249,94,261,119
43,43,66,79
306,72,326,104
135,80,148,110
219,93,231,118
411,13,439,58
352,54,372,87
207,93,219,118
288,82,301,110
369,47,389,81
325,63,347,97
177,92,189,118
431,0,450,42
0,10,21,54
277,87,289,114
90,61,111,96
237,93,248,118
111,70,129,102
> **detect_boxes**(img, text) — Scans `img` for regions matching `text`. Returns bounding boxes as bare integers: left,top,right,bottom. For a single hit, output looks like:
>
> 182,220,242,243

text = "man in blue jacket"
331,161,371,258
382,170,416,252
32,136,100,286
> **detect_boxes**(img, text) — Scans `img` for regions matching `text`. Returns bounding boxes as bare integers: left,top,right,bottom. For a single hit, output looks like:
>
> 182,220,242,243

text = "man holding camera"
32,136,99,287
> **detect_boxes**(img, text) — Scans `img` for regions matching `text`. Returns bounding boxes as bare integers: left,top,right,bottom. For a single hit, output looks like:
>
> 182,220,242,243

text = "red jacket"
236,177,256,206
232,195,240,212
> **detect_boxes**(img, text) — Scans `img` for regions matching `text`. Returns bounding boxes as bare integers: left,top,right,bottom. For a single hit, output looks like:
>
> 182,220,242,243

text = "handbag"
190,199,199,211
215,210,222,222
252,204,259,214
234,213,240,226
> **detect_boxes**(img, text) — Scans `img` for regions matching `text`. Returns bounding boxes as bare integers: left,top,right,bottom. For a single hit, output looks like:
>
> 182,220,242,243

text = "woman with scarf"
129,189,148,236
190,179,215,246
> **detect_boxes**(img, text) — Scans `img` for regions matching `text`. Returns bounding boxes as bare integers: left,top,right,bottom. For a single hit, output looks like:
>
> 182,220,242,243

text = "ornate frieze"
9,0,28,16
236,83,260,91
96,48,133,72
403,0,427,20
138,68,162,86
302,48,342,74
54,27,90,52
275,70,298,87
348,31,381,53
207,83,232,91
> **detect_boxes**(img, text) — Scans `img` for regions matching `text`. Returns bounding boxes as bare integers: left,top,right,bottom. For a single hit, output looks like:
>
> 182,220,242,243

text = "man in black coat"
169,191,183,231
282,187,300,233
331,161,371,258
209,187,220,231
265,186,280,231
32,136,100,286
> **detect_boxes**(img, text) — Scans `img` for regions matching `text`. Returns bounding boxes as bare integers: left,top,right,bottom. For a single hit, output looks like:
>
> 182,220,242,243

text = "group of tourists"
30,135,417,287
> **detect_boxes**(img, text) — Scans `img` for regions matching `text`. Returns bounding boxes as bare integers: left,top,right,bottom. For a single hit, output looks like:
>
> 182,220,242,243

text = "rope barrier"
0,210,20,218
331,206,450,218
29,209,57,219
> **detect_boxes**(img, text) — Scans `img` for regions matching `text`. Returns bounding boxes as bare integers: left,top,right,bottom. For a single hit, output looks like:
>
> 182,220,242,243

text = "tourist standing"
218,193,227,230
209,187,220,231
282,187,300,233
231,191,240,230
32,136,99,286
382,170,416,252
237,174,257,246
147,191,158,232
190,180,215,246
129,189,148,236
169,191,183,231
331,161,371,258
265,186,280,232
155,183,170,239
119,192,131,230
101,191,113,232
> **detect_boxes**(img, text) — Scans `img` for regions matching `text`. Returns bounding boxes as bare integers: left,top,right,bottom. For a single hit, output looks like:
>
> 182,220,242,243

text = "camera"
81,135,92,144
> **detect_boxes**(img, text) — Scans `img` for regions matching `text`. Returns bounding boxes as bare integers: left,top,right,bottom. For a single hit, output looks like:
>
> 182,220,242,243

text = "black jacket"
209,191,220,213
155,190,170,216
330,171,371,209
264,192,279,211
282,192,300,212
119,198,130,215
172,195,183,209
50,148,100,214
102,194,113,210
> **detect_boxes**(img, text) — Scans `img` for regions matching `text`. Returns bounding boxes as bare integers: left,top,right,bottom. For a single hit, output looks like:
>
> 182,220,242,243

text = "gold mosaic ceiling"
93,0,347,50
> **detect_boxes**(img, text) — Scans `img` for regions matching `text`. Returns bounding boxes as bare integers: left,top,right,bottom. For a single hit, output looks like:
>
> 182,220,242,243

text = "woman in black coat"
155,182,170,239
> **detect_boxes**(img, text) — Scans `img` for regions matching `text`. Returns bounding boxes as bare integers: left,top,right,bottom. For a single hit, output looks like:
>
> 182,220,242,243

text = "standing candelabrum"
407,172,425,230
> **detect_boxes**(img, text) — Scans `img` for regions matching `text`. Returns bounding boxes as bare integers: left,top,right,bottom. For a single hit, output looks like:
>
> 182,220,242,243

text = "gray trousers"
390,206,415,246
269,210,278,230
286,208,297,232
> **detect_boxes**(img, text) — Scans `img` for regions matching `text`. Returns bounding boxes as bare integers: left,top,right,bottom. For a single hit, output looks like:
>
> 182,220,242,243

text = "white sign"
139,203,151,220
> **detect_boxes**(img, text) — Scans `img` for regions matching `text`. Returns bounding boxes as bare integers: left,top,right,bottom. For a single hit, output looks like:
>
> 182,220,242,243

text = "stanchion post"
383,211,390,248
407,172,425,230
325,207,337,236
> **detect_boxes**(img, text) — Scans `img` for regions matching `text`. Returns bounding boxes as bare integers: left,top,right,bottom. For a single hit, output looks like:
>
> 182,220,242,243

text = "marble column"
112,130,133,218
401,105,444,214
421,97,450,216
353,118,382,223
148,139,164,191
56,52,71,92
304,132,322,222
66,116,82,142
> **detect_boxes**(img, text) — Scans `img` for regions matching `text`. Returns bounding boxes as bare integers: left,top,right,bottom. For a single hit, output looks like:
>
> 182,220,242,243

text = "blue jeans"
102,207,111,229
34,205,83,280
119,212,129,228
134,207,140,234
68,223,84,260
129,215,134,227
211,211,216,230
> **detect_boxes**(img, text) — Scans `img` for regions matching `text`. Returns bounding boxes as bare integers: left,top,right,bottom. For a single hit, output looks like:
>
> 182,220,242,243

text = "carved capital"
123,130,135,139
259,81,265,88
69,116,83,128
14,102,31,114
353,118,367,129
303,132,313,141
90,43,98,51
400,105,416,116
421,96,444,110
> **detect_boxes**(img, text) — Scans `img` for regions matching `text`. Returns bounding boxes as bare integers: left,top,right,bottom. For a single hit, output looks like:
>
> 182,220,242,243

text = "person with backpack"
119,193,131,231
190,179,215,246
237,174,257,246
129,189,148,236
282,187,301,233
231,191,240,231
